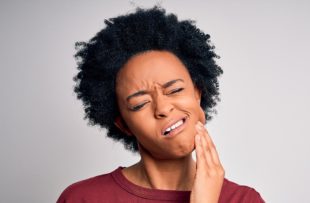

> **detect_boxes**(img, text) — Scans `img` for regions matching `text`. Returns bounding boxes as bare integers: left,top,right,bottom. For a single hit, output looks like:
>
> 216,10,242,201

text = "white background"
1,0,309,202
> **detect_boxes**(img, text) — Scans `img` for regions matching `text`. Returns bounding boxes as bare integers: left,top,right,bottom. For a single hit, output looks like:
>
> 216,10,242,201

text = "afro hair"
73,6,223,152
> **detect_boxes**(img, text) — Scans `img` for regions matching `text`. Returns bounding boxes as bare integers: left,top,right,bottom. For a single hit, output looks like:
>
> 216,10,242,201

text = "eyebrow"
126,79,184,101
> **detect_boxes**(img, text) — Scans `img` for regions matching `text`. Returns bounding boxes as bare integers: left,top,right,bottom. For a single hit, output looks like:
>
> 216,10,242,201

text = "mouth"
162,116,188,137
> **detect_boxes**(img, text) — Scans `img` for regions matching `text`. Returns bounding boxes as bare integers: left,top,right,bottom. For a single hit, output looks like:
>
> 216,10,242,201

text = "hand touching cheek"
190,122,225,203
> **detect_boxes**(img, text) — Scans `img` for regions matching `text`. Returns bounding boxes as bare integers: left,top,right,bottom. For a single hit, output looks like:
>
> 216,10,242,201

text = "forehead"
116,51,192,90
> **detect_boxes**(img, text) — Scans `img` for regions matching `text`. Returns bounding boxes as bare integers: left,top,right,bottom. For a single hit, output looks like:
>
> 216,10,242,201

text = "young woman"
57,7,264,203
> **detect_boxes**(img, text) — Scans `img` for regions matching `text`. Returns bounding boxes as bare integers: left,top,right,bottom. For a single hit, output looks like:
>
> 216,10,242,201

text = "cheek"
123,112,157,139
177,96,205,122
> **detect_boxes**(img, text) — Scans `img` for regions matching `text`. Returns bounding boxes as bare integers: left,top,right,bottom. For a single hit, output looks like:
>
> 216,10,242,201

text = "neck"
123,147,196,191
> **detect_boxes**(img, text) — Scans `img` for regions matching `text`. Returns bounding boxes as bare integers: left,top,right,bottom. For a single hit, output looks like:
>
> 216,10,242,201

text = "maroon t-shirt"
57,167,264,203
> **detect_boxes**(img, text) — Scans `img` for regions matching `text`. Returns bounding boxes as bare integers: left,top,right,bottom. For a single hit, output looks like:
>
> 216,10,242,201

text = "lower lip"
163,118,187,138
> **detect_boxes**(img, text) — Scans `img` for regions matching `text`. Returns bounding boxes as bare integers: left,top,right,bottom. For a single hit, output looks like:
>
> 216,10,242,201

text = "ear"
114,116,133,136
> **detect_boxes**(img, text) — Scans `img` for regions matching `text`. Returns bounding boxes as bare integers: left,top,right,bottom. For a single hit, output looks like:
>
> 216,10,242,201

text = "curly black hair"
73,6,223,152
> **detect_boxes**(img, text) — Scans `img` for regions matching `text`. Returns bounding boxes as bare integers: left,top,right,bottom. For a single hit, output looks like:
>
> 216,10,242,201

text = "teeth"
164,119,184,135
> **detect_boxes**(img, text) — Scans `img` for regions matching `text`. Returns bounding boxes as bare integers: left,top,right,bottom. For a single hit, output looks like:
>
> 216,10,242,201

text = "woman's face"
116,51,205,159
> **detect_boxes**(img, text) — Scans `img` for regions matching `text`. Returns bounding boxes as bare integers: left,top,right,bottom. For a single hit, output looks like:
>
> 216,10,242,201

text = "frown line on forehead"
126,78,184,101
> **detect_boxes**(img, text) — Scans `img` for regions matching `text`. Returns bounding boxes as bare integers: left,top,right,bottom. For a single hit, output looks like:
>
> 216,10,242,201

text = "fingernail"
196,124,202,130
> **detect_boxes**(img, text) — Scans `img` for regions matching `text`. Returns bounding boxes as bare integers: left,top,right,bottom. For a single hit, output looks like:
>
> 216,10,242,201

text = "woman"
57,7,264,203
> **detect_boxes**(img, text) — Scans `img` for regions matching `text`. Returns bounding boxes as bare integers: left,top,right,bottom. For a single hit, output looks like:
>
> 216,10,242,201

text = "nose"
154,94,174,119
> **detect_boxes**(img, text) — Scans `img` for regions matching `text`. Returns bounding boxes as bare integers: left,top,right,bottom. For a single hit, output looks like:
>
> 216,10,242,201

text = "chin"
139,137,195,160
151,145,194,160
172,143,195,159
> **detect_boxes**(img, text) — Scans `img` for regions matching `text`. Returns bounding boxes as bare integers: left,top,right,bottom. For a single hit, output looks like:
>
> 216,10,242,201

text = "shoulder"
220,178,265,203
56,169,118,203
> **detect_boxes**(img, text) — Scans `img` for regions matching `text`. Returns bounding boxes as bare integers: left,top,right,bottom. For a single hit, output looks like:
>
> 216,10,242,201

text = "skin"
115,51,224,202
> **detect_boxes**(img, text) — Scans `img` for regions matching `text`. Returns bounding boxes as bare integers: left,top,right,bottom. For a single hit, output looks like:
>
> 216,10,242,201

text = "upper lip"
161,116,188,135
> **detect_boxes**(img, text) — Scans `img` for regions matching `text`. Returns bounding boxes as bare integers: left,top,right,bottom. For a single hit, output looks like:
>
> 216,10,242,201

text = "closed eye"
168,88,184,95
130,101,150,111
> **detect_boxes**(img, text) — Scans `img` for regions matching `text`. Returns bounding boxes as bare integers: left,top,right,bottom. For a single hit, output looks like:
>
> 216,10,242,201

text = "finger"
198,122,222,166
194,134,205,170
196,123,215,167
197,121,214,147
